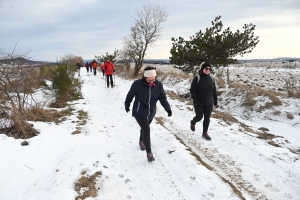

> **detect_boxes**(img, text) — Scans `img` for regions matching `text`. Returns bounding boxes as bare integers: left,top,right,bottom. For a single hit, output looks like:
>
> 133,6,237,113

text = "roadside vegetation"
0,48,83,139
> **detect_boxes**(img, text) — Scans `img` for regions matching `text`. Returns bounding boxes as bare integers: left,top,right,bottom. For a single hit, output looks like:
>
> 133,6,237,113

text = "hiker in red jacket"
92,59,98,76
104,59,115,87
101,62,105,77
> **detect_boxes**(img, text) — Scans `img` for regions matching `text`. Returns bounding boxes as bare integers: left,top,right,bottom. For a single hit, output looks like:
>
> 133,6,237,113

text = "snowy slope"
0,70,299,200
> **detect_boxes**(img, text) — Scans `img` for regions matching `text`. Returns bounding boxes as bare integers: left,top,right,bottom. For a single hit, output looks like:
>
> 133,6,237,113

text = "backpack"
195,75,215,84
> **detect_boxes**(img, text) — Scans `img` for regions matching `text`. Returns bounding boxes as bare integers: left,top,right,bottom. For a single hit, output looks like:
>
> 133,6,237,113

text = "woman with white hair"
125,66,172,162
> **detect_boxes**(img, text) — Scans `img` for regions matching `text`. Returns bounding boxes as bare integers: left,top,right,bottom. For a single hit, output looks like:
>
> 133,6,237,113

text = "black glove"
167,110,172,117
113,69,116,72
193,100,201,106
125,107,130,113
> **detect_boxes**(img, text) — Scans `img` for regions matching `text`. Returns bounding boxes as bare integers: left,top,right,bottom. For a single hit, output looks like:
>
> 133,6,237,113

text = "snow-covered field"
0,64,299,200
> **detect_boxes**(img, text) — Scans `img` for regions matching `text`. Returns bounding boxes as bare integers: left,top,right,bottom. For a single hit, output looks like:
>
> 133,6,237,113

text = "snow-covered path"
0,71,299,200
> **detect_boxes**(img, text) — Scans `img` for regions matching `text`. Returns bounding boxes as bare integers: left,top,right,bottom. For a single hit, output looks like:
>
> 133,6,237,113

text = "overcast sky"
1,0,299,62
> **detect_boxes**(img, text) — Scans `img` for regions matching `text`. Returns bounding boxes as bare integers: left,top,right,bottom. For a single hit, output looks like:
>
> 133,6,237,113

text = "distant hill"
117,58,300,64
0,57,56,66
237,57,300,63
3,57,299,66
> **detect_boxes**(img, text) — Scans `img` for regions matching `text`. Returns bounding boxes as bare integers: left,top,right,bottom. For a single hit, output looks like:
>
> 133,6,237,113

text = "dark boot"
190,121,195,131
139,141,145,151
202,132,211,140
147,152,155,162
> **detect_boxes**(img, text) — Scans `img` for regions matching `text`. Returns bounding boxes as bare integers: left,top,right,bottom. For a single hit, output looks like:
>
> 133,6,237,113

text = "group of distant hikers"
77,60,218,162
76,58,115,88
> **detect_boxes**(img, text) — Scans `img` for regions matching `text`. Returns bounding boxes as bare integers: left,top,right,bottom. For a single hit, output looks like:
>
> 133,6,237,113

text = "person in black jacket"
125,66,172,162
190,62,218,140
76,61,81,76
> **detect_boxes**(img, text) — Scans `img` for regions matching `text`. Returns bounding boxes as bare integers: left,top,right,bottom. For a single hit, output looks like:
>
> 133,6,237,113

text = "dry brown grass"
156,67,191,82
272,110,281,115
268,141,282,147
72,127,81,135
288,90,300,98
166,91,192,105
215,77,226,88
229,83,282,108
286,112,294,120
256,132,277,140
26,107,65,122
114,64,138,80
258,127,269,132
74,171,102,200
0,114,39,139
211,110,239,125
115,63,192,83
71,110,88,135
242,92,257,107
77,110,88,121
49,100,68,108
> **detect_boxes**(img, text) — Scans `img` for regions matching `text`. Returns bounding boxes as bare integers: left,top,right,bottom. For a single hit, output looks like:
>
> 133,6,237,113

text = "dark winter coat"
190,71,217,106
125,79,171,120
76,63,80,69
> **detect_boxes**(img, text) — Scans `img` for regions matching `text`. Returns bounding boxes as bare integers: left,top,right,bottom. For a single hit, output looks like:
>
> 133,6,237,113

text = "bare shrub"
45,62,82,107
0,45,41,138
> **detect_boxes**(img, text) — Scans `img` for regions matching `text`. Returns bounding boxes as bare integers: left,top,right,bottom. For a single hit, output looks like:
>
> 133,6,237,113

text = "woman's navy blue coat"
125,79,171,120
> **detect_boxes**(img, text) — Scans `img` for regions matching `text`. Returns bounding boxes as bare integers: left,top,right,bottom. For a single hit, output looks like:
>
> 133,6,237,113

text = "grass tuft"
74,171,102,200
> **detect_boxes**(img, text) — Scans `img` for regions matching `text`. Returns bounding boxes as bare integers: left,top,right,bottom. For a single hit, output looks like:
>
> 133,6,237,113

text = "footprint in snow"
125,179,136,192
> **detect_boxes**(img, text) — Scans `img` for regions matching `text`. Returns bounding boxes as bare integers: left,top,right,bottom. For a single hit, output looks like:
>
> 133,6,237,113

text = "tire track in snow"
156,117,269,200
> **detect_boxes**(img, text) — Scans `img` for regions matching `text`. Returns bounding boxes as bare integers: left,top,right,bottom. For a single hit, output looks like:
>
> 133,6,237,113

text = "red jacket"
101,64,105,70
92,61,98,69
104,61,115,75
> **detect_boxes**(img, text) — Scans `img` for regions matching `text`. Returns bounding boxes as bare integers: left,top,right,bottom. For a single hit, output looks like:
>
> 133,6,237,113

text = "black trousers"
106,75,113,87
102,69,105,77
135,118,153,153
191,103,213,133
93,68,97,75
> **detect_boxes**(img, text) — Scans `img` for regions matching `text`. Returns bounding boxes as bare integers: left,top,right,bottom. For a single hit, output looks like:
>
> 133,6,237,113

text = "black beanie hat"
200,62,211,72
